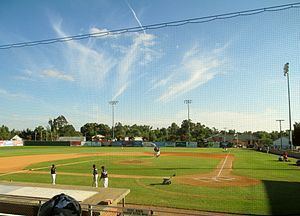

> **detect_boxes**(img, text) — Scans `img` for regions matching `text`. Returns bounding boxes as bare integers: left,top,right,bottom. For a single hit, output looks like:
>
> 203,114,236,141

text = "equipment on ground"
162,174,176,185
38,193,81,216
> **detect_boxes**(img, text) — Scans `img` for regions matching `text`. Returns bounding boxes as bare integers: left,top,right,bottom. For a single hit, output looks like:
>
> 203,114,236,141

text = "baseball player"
153,146,160,157
100,166,108,188
92,164,98,188
50,164,56,185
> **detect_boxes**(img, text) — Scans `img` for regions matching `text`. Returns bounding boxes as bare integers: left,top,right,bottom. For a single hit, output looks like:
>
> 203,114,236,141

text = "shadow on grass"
263,180,300,215
149,183,164,186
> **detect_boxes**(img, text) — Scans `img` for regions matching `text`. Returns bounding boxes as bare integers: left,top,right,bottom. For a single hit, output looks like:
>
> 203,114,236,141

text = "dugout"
0,182,130,216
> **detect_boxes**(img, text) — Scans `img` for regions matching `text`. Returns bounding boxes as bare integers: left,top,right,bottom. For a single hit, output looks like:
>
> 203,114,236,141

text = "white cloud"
51,19,160,100
41,69,74,81
112,33,157,100
14,69,35,81
157,45,224,102
52,20,116,88
0,88,32,100
89,27,120,39
89,27,109,35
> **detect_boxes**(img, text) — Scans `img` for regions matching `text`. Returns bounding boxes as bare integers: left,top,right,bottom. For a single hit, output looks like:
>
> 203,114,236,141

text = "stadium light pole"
184,99,192,143
223,127,227,142
109,100,118,141
236,133,239,147
276,120,284,150
283,63,293,150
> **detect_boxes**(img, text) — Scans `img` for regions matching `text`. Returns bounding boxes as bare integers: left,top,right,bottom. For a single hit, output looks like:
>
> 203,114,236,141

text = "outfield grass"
1,147,300,215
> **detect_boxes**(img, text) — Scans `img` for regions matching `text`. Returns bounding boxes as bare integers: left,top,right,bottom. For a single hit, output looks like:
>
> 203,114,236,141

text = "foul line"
0,159,98,177
216,152,230,178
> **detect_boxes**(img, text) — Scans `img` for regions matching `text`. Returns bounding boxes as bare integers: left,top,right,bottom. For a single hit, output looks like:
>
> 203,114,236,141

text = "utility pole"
184,99,192,143
109,100,118,141
276,120,284,150
283,63,293,150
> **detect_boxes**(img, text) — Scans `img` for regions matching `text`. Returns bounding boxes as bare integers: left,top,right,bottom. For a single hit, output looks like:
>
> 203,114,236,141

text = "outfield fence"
0,140,23,147
21,140,199,148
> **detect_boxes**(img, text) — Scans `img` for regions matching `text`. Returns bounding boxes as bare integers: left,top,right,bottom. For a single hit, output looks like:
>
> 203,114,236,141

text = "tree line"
0,115,299,146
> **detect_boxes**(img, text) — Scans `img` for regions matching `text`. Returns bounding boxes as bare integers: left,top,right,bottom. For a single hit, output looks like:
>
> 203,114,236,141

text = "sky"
0,0,299,132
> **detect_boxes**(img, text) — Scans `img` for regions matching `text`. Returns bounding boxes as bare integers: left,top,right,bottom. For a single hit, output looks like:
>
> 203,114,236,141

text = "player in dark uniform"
154,146,160,157
50,164,56,185
92,164,98,187
100,166,108,188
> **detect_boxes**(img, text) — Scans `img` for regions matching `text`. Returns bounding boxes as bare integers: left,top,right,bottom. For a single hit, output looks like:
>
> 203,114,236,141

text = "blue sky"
0,0,299,132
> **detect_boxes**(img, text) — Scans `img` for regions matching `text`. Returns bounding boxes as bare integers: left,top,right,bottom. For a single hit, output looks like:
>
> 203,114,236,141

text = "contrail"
125,0,146,34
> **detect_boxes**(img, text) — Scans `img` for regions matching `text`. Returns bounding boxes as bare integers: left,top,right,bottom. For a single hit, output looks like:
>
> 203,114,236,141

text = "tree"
114,122,126,140
97,124,111,137
34,126,45,141
49,115,81,138
59,125,81,137
0,125,11,140
293,122,300,146
49,116,67,132
256,131,273,146
81,123,98,141
19,128,34,140
168,123,180,141
191,123,212,144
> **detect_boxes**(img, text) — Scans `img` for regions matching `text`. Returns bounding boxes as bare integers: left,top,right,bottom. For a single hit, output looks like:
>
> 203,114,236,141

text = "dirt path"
0,153,91,172
0,152,151,173
26,170,162,179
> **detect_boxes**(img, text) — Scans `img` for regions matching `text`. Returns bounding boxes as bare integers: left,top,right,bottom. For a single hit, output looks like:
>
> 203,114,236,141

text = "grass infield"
0,146,300,215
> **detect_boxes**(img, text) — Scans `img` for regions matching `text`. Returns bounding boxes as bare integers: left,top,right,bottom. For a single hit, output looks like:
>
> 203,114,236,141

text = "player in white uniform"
92,164,98,188
50,164,56,185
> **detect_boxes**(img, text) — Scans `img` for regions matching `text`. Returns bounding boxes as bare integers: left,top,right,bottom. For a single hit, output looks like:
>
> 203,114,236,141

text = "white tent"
10,135,22,141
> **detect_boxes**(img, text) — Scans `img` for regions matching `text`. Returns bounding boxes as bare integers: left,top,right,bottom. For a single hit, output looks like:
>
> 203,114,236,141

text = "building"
273,137,290,150
206,133,259,148
91,134,105,141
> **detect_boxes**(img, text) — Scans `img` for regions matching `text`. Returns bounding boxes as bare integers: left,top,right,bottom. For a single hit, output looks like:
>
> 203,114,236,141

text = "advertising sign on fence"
0,140,23,147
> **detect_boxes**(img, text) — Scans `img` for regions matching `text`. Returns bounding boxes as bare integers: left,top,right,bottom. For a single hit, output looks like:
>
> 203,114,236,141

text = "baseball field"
0,146,299,215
